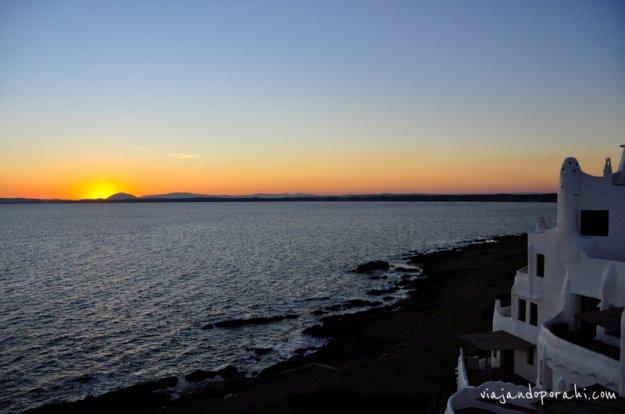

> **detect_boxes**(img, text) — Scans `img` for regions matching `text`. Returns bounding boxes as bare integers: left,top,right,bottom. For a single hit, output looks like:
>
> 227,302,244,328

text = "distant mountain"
247,193,316,198
0,197,50,203
140,192,210,199
107,192,138,200
139,192,316,199
99,193,557,203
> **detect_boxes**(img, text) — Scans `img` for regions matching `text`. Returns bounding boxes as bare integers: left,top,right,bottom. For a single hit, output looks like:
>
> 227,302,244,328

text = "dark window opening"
536,254,545,277
580,210,609,237
605,307,621,338
527,347,534,365
529,302,538,326
580,296,600,313
578,296,601,340
606,328,621,338
518,299,526,322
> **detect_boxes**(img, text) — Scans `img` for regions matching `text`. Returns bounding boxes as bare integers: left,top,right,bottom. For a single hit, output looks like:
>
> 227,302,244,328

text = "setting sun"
81,181,123,200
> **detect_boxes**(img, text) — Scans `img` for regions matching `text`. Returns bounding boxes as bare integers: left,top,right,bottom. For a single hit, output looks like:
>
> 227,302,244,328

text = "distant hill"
247,192,316,198
140,192,317,199
140,192,211,199
107,192,138,200
0,193,558,203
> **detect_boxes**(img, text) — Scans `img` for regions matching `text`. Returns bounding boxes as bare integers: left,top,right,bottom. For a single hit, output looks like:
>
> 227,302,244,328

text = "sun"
82,181,123,199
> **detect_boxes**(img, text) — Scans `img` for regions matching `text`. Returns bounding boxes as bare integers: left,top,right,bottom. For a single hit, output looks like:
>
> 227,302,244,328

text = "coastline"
0,194,556,204
28,234,527,414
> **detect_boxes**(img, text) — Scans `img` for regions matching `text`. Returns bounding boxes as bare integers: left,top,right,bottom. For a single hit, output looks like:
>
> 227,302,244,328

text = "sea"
0,201,556,413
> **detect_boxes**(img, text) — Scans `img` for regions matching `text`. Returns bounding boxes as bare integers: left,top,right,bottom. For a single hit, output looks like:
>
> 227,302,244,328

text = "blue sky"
1,0,624,197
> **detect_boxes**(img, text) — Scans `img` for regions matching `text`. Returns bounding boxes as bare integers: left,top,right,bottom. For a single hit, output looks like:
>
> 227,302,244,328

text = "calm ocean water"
0,202,555,413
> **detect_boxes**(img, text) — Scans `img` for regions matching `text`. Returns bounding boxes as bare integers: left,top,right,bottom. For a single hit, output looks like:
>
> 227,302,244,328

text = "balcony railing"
447,348,540,414
456,344,527,387
493,299,537,344
498,304,511,317
549,322,619,360
539,324,620,392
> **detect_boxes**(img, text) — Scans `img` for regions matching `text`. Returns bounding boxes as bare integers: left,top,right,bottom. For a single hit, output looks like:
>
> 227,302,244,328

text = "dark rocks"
302,325,329,338
313,299,382,316
73,374,94,384
382,296,394,301
354,260,389,273
342,299,382,309
303,295,330,302
185,369,217,382
184,366,241,383
217,365,240,378
203,314,299,330
126,376,178,393
366,287,398,296
369,275,388,280
394,266,419,273
396,278,420,288
252,347,273,356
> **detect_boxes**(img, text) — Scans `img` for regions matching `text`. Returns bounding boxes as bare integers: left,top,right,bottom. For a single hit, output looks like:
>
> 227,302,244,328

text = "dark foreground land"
30,235,528,414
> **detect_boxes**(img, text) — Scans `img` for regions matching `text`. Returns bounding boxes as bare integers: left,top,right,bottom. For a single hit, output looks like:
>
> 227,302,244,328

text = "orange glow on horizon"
78,181,125,200
0,148,586,200
0,146,618,200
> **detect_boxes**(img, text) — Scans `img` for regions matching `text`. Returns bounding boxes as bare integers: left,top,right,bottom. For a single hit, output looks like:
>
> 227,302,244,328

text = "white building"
446,146,625,413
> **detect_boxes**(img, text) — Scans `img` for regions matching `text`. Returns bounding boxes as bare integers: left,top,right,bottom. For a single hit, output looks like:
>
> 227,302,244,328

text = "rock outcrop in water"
251,347,273,356
342,299,382,309
129,376,178,392
184,366,242,383
202,314,299,330
366,287,399,296
354,260,390,273
393,266,419,273
310,299,382,316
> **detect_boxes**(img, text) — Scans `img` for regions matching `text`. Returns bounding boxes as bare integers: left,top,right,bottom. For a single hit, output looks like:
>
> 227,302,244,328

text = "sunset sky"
1,0,624,199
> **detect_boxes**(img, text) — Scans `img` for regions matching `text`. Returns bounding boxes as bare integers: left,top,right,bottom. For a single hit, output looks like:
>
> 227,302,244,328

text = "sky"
1,0,624,199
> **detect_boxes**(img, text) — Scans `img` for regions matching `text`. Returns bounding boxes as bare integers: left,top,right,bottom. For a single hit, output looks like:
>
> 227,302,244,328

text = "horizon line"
0,191,558,203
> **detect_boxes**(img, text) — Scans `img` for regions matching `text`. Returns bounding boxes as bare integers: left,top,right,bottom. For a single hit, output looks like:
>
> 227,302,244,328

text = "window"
606,327,621,338
518,299,526,322
527,347,534,365
605,307,621,338
536,254,545,277
529,302,538,326
580,210,609,236
580,296,600,313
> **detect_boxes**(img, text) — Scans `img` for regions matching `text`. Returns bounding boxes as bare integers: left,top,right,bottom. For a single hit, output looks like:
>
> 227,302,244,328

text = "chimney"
603,157,612,178
613,145,625,185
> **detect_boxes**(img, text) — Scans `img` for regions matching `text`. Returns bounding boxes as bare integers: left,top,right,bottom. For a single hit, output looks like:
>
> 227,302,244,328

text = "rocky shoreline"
28,234,527,414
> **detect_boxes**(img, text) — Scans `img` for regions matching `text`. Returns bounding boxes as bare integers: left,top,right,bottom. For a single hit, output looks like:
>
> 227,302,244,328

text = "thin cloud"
130,146,152,153
165,152,201,160
131,146,200,160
